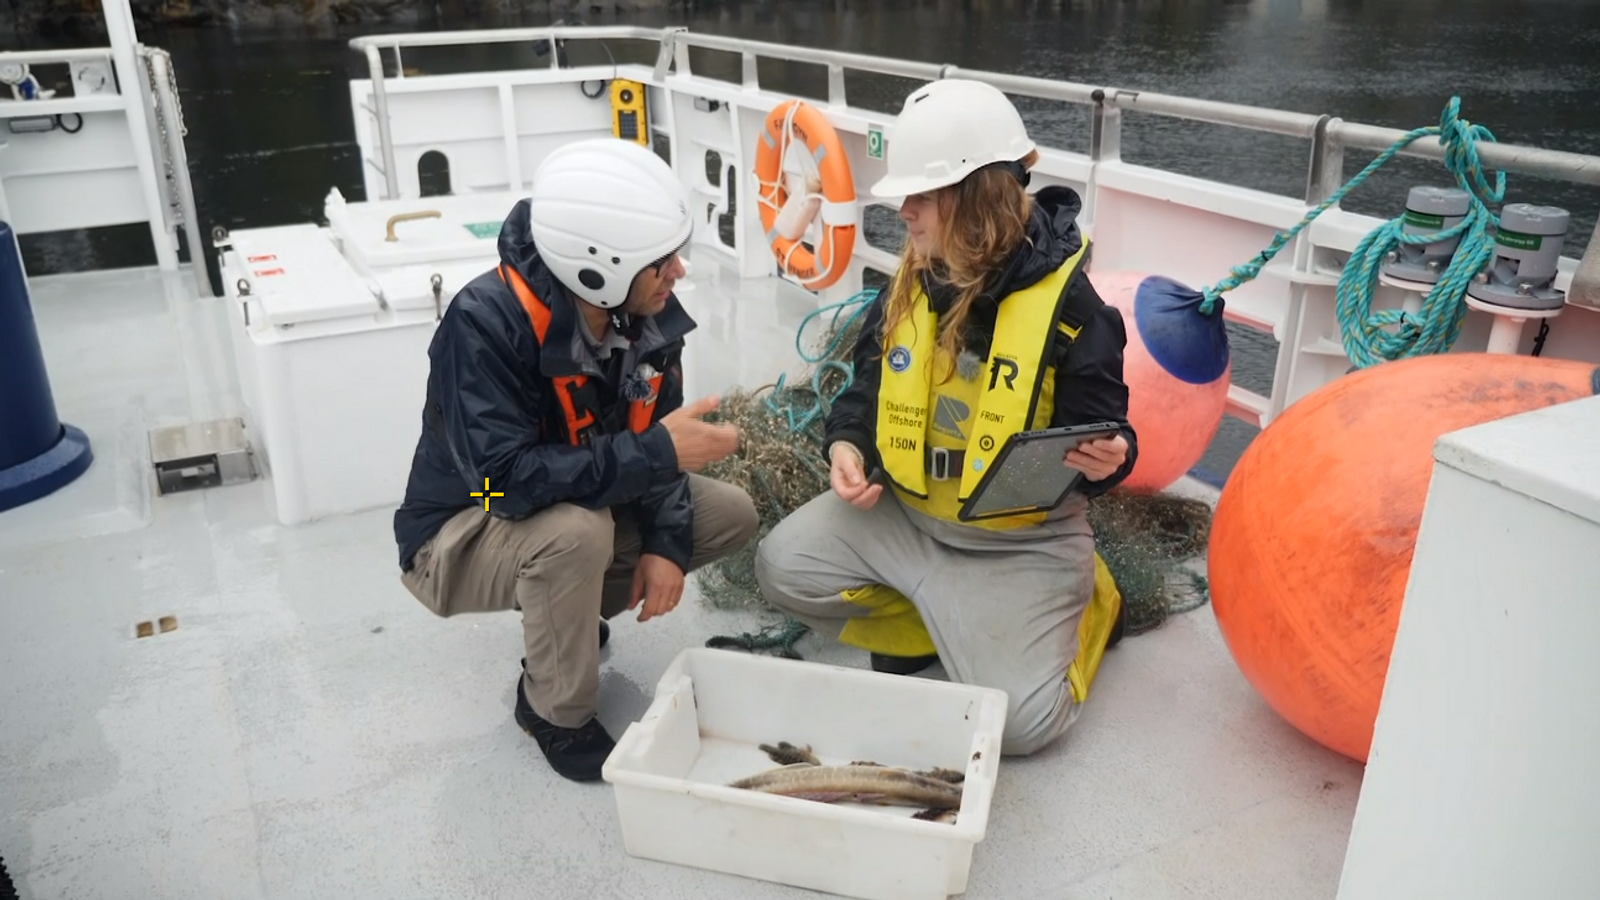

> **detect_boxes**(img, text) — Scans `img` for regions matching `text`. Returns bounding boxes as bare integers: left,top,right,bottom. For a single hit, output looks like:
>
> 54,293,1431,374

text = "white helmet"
527,137,692,309
868,79,1035,199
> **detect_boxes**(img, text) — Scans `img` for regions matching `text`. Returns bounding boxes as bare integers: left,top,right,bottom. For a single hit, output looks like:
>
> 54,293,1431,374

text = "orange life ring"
753,99,857,291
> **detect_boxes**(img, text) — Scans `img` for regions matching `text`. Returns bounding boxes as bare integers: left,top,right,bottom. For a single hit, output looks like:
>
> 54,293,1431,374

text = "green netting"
695,290,1213,657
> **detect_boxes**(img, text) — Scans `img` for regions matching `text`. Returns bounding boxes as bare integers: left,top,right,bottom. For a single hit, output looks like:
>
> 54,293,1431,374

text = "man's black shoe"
514,665,616,782
1107,599,1127,650
870,652,940,675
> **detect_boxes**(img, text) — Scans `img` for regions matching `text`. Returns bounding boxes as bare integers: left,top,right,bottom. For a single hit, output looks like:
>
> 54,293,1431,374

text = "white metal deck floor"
0,259,1364,899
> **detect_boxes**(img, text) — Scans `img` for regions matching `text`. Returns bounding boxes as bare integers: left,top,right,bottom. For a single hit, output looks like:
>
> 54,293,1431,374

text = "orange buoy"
753,99,857,291
1089,270,1231,492
1208,353,1599,762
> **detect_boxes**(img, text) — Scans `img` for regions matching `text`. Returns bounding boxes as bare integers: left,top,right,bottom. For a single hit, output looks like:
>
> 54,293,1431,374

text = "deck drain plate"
148,417,257,495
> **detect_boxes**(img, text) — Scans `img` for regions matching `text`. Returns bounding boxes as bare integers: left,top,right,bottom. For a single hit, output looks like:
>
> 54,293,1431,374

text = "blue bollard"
0,221,93,513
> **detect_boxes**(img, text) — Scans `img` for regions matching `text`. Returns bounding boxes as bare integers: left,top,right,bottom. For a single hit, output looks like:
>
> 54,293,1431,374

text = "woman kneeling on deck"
755,79,1138,757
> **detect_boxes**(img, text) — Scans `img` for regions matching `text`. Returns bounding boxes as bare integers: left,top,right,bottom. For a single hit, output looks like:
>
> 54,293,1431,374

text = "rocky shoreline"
7,0,679,38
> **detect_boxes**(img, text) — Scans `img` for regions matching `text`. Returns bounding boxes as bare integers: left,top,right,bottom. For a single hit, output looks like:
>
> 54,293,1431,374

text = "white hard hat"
528,137,692,310
869,79,1035,199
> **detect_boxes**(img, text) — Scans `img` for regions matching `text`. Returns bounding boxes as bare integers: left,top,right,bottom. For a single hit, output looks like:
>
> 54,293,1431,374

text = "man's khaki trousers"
400,474,758,728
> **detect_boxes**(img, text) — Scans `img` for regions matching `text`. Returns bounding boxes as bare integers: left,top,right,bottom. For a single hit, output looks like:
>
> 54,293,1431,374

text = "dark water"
6,0,1599,483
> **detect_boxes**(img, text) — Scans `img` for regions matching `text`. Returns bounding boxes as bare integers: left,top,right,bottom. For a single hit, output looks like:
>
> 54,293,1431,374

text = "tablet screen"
961,430,1108,519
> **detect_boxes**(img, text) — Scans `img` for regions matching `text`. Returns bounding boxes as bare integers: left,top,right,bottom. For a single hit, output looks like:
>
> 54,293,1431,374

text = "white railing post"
365,44,400,200
101,0,177,271
144,47,211,298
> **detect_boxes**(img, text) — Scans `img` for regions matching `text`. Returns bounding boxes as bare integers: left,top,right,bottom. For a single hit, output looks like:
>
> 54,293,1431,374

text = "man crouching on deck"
393,137,757,783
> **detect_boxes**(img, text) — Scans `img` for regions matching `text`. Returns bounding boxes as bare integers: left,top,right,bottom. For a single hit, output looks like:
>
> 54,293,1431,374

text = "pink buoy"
1088,270,1232,493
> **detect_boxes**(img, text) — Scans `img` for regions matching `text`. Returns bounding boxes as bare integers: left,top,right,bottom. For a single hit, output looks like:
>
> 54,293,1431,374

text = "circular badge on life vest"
888,346,911,372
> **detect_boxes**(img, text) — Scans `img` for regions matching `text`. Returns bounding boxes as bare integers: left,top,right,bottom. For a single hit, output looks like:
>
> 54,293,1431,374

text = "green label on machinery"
1496,229,1543,252
1403,210,1445,230
463,221,500,239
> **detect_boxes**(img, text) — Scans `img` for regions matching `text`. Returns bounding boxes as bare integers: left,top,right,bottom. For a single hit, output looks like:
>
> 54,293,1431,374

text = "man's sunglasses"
647,241,688,274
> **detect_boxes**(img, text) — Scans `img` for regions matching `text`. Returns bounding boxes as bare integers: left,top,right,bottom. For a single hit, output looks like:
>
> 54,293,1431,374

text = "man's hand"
1066,433,1130,481
661,394,742,472
628,553,685,622
829,441,882,510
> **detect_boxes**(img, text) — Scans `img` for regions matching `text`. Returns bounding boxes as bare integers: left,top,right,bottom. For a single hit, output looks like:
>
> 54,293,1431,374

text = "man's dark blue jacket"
393,198,695,574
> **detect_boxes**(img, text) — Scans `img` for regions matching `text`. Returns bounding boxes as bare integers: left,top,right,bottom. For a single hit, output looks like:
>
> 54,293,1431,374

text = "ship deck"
0,258,1364,899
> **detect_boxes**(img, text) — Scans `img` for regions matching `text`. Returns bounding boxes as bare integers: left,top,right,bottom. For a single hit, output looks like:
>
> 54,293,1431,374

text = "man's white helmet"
868,79,1035,199
527,137,692,310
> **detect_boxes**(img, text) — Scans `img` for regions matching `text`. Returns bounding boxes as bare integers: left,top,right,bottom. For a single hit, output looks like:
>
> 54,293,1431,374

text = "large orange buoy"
1208,353,1599,762
1089,270,1231,492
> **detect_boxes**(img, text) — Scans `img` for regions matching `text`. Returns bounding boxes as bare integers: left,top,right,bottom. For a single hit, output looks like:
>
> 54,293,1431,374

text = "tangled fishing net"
695,290,1214,657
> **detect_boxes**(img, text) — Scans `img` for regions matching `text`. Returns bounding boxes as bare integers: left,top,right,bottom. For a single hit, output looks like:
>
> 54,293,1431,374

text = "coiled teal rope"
1335,100,1503,367
761,288,879,434
1200,96,1504,368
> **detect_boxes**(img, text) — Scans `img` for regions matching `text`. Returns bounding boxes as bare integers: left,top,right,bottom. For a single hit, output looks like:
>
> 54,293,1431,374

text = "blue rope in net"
760,288,879,437
1199,96,1505,367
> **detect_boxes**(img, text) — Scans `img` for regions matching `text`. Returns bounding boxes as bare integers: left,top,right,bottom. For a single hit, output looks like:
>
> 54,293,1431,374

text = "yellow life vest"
875,241,1090,530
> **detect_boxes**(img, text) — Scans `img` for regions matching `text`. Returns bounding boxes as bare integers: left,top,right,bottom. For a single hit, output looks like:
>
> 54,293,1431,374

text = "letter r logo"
988,357,1019,391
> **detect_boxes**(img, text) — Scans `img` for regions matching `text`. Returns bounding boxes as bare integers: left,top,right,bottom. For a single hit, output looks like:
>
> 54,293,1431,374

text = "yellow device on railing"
611,79,648,146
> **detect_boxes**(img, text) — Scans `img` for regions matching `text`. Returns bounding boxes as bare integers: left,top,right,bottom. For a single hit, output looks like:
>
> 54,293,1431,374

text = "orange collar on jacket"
498,263,663,445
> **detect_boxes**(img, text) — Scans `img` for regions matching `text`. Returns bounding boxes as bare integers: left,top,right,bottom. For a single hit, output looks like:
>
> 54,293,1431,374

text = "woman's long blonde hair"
876,150,1039,383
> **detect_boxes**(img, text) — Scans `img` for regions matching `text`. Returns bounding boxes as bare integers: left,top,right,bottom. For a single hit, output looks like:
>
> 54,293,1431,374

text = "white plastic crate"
601,647,1009,900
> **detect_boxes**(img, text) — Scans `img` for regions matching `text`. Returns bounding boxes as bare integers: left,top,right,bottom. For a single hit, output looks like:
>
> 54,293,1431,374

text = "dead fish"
761,742,965,785
912,807,959,824
728,763,964,809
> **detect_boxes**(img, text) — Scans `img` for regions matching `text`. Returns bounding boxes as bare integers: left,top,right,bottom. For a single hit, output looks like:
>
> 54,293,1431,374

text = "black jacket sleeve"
430,304,682,522
1050,271,1139,498
629,358,695,572
821,296,887,472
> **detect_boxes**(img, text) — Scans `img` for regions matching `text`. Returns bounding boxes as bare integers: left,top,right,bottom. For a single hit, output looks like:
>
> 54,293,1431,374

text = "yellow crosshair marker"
470,477,504,512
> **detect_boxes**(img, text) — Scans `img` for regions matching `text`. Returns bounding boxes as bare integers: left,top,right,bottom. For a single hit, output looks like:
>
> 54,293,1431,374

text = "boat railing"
351,26,668,199
349,25,1600,202
0,48,124,67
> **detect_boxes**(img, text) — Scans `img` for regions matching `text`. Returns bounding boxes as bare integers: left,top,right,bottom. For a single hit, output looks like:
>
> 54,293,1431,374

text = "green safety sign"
463,221,500,239
867,126,885,160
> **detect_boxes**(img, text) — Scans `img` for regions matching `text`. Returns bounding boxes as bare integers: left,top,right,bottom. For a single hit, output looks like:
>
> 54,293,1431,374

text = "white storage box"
217,190,523,526
324,187,514,317
219,222,441,526
324,186,523,272
226,223,383,328
602,648,1008,900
